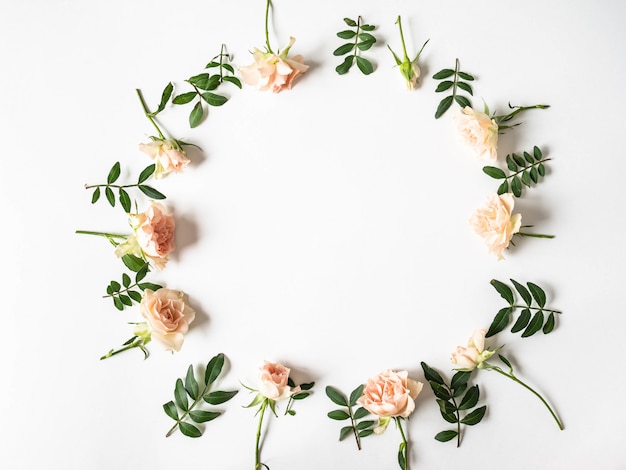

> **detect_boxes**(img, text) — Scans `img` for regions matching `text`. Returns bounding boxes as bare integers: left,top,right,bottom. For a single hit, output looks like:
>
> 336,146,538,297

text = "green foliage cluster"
421,362,486,447
163,353,238,438
326,385,375,450
487,279,561,338
334,17,377,75
171,47,241,128
88,162,165,213
285,378,315,416
433,58,474,118
105,259,161,311
483,146,550,197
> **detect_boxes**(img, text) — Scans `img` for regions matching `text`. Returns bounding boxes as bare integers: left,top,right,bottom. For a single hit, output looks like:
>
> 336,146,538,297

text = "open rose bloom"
357,370,423,434
451,328,495,371
239,37,309,93
140,288,196,352
138,139,190,179
453,106,499,162
470,193,521,260
258,361,299,401
115,201,175,269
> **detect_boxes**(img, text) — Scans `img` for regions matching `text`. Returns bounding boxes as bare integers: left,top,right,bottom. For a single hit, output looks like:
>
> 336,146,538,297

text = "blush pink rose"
140,288,196,352
453,106,499,162
451,329,495,371
258,361,298,401
239,37,309,93
357,370,423,419
132,201,175,269
469,193,521,260
138,139,190,179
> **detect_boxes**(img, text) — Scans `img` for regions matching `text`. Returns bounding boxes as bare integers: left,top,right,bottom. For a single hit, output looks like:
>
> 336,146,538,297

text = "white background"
2,1,625,469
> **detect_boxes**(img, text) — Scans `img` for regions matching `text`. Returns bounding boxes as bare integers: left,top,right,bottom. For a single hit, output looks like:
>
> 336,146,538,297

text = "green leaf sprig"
487,279,562,338
83,161,165,212
420,362,486,447
325,384,375,450
104,261,162,311
284,378,315,416
172,45,240,128
433,58,474,118
163,353,238,438
334,17,378,75
483,146,551,197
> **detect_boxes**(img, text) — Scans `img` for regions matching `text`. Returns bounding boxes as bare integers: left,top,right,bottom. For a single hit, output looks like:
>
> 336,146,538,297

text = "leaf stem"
349,404,362,450
511,305,562,314
165,381,211,437
264,0,273,54
483,363,563,430
506,158,552,179
353,16,363,61
136,89,166,140
255,399,268,469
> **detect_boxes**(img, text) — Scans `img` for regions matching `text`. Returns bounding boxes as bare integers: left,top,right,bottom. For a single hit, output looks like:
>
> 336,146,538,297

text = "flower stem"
495,104,550,125
255,400,268,469
75,230,128,239
264,0,273,53
136,88,166,140
485,364,563,430
516,232,555,239
100,337,148,360
396,16,409,60
395,417,409,470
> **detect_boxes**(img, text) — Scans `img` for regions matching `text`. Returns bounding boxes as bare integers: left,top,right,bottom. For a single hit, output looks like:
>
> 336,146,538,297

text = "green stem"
352,16,362,60
494,104,550,125
511,305,562,314
396,16,408,60
255,400,268,469
136,89,166,139
75,230,128,239
349,405,362,450
452,58,460,102
485,364,563,430
506,158,552,179
166,381,210,437
516,232,555,239
84,183,139,190
395,417,409,470
264,0,273,53
100,337,147,360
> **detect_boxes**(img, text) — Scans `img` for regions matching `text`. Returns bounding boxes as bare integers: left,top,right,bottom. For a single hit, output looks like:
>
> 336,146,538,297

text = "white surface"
2,1,625,469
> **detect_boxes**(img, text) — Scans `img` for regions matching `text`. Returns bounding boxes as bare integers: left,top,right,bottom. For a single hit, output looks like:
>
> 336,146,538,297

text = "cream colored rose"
239,37,309,93
451,329,495,371
140,288,196,352
453,106,499,162
357,370,423,424
258,361,298,401
138,139,190,179
470,193,521,260
133,201,175,269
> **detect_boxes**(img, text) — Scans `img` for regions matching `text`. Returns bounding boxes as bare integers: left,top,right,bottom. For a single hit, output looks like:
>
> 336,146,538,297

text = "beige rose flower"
453,106,499,162
258,361,298,401
451,329,495,371
140,288,196,352
239,37,309,93
139,139,190,179
357,370,423,424
470,193,521,260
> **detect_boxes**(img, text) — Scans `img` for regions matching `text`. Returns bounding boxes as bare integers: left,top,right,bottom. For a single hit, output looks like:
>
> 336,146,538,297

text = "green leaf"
437,399,456,416
339,426,353,441
356,420,375,430
185,365,199,400
119,188,131,213
521,170,531,187
460,405,486,425
430,382,451,401
455,95,471,108
355,57,373,75
360,24,375,31
128,290,142,302
398,443,407,470
510,279,531,305
486,307,513,337
543,312,555,334
201,92,228,107
138,282,162,291
450,371,471,392
343,17,357,27
138,185,166,200
222,75,242,89
522,310,544,337
105,187,115,207
453,383,467,398
434,430,458,442
179,422,202,438
326,386,348,407
353,407,369,419
172,92,197,105
458,385,479,410
457,81,473,94
122,254,145,272
457,71,474,81
203,390,238,405
337,29,356,39
300,382,315,391
91,187,101,203
511,308,531,333
333,43,354,56
155,82,173,114
107,162,121,185
205,353,225,386
357,40,375,51
119,294,132,307
110,280,121,292
538,162,546,177
189,410,220,423
483,166,507,179
174,378,189,411
189,101,204,128
530,166,539,184
349,384,364,407
136,263,149,282
499,354,513,371
512,153,526,166
188,73,211,89
435,81,454,92
524,151,534,164
113,297,123,310
491,279,514,304
511,176,522,197
533,145,543,160
358,429,374,438
420,362,445,385
358,33,376,43
435,95,454,119
335,55,354,75
432,68,454,79
328,410,350,420
497,180,509,195
506,155,518,172
527,282,547,307
163,401,178,420
138,164,155,184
